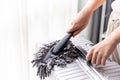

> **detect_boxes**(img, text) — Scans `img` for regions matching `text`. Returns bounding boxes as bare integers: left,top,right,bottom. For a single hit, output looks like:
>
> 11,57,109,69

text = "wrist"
113,34,120,45
111,36,119,46
112,27,120,44
107,31,120,46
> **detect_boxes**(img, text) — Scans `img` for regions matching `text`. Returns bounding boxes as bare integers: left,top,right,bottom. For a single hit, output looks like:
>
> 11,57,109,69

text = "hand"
67,9,93,37
86,37,117,65
67,0,105,37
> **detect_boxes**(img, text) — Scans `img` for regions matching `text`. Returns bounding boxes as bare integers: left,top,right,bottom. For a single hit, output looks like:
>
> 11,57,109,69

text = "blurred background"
0,0,113,80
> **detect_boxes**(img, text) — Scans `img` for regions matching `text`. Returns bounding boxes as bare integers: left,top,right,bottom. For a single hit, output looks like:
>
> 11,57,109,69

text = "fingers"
86,49,93,61
67,24,85,37
101,55,107,65
86,48,107,65
91,51,97,64
96,53,102,65
67,23,79,33
72,28,82,37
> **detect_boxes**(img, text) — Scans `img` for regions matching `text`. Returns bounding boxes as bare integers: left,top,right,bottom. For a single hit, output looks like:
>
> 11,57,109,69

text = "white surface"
48,37,120,80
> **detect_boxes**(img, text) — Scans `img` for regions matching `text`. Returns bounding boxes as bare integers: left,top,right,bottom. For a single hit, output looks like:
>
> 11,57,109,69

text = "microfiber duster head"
31,40,80,80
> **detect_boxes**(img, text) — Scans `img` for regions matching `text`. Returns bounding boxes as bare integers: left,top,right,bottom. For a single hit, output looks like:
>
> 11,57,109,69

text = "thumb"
86,50,93,61
67,23,76,33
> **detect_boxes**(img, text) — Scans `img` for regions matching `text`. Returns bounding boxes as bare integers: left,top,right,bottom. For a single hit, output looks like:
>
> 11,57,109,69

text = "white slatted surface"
53,61,90,80
74,36,120,80
95,61,120,80
49,36,120,80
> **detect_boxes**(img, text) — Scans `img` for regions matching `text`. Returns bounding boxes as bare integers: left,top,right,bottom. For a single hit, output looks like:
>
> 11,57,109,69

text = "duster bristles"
31,40,80,80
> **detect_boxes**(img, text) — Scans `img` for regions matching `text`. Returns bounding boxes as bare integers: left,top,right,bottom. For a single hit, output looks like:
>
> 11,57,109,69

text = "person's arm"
86,27,120,65
110,27,120,43
86,0,105,12
67,0,105,37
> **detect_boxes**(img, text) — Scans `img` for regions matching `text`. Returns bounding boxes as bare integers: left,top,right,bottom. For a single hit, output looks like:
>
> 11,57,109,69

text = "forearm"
79,0,105,15
85,0,105,12
77,0,105,21
67,0,106,36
